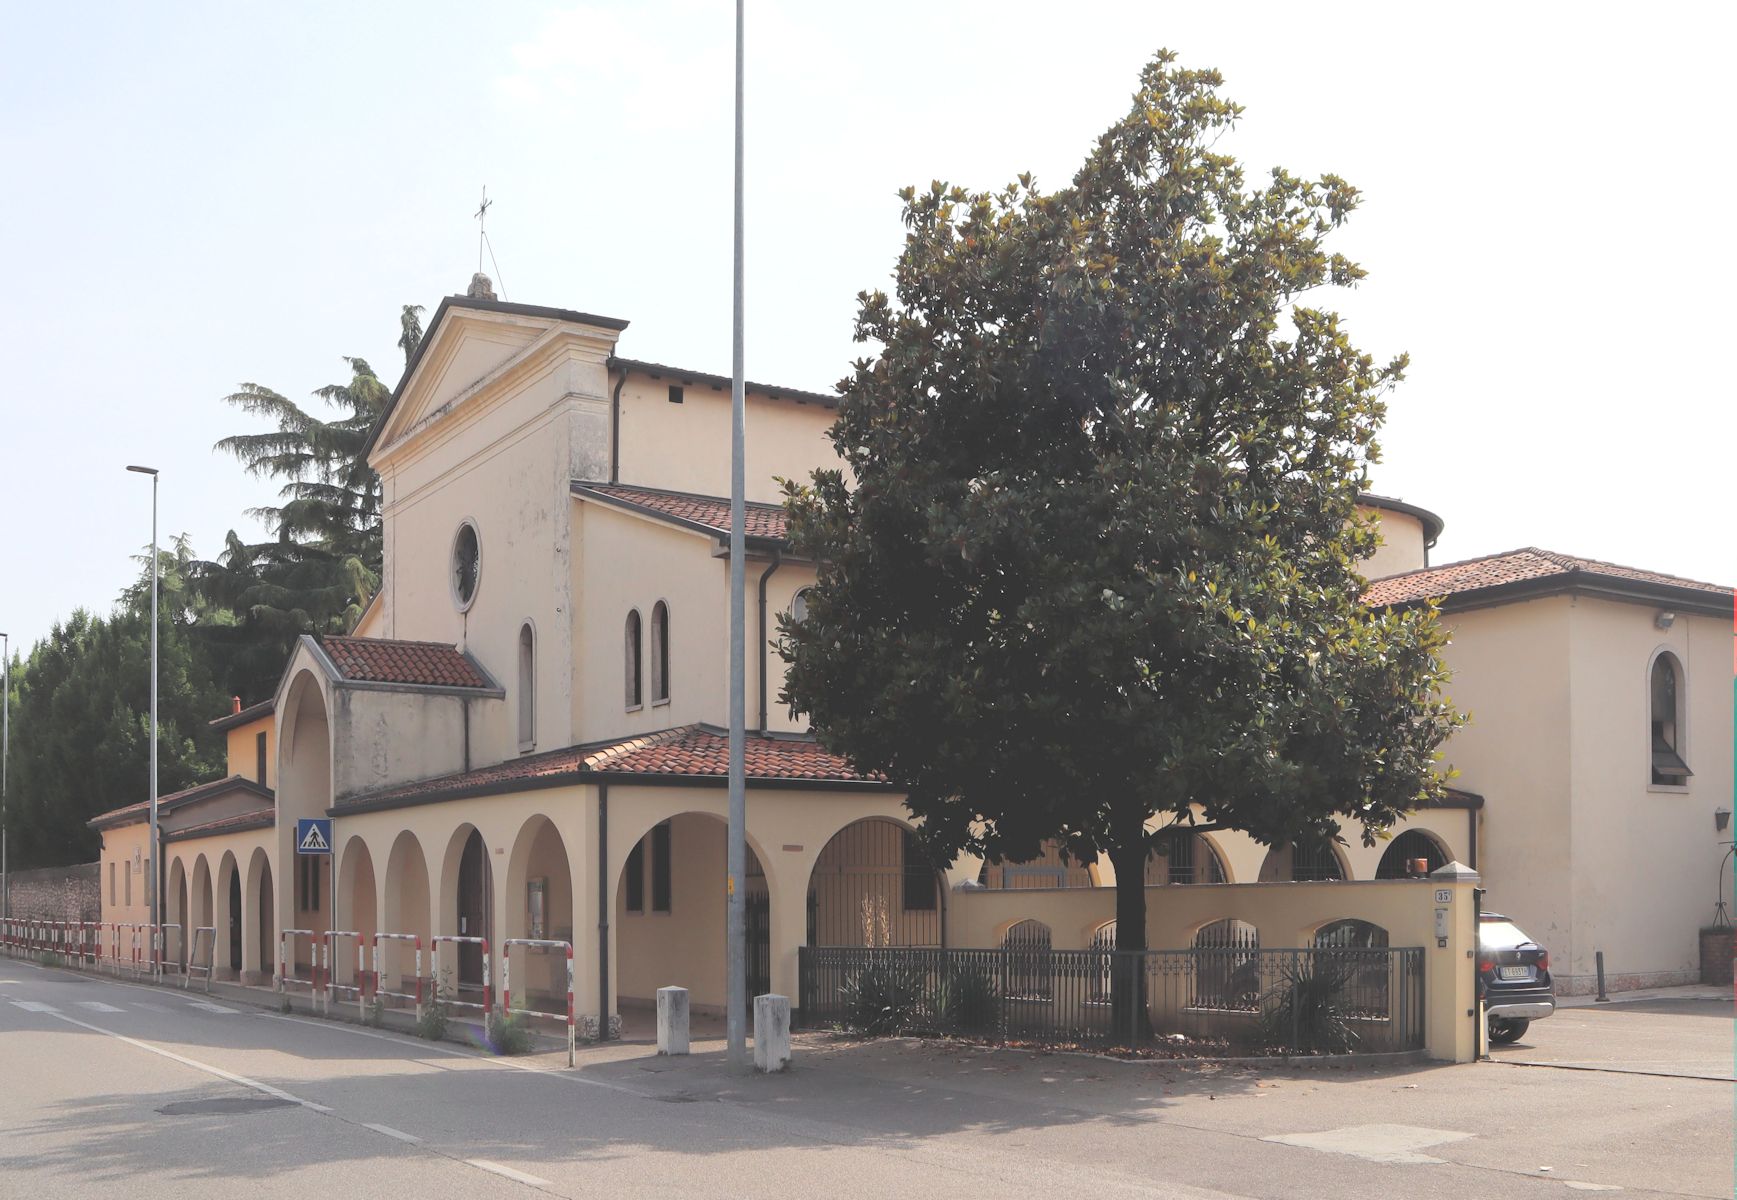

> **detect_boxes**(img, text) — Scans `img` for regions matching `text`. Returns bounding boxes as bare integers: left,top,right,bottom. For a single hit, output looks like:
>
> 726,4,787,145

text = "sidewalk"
1555,981,1730,1008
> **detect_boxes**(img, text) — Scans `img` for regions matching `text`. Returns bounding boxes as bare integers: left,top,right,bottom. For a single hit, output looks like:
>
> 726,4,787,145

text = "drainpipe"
609,365,629,484
597,782,610,1040
755,553,783,732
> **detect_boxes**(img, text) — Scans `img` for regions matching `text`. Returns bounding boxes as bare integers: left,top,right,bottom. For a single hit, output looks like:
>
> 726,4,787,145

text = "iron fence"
798,944,1424,1056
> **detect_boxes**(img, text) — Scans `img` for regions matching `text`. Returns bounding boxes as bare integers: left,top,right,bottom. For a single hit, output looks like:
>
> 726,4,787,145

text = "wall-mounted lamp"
1716,808,1731,833
1655,611,1676,630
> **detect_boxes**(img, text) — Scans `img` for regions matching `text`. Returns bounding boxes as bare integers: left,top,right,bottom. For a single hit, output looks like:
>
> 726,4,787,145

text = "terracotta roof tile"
320,636,493,690
574,483,789,541
87,776,274,829
1364,548,1732,609
338,724,884,810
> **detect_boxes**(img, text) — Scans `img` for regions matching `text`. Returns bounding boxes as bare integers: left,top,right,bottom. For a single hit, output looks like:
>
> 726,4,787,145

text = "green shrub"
841,961,924,1036
1259,955,1360,1055
933,962,1000,1037
487,1010,535,1056
416,975,452,1041
365,997,387,1028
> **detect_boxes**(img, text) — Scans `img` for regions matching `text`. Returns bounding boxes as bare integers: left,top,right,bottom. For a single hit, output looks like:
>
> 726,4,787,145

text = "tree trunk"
1107,833,1151,1046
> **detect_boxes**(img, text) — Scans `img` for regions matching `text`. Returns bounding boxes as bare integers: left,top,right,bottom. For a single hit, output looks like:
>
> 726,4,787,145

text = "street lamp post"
2,630,9,922
127,465,159,978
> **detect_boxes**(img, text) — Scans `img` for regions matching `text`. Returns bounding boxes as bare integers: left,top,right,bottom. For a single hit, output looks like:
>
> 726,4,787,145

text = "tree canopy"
778,52,1463,964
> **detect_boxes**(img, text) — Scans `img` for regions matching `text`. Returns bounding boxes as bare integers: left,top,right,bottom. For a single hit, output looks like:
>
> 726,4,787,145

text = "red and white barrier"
279,928,318,997
501,938,576,1067
429,935,491,1018
186,926,217,991
323,929,363,1014
371,932,422,1021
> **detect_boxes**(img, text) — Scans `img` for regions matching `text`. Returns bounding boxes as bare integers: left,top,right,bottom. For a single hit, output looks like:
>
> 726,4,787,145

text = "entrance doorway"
456,829,492,988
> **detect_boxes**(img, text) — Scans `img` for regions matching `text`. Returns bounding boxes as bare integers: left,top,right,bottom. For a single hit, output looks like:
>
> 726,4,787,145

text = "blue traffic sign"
295,818,332,855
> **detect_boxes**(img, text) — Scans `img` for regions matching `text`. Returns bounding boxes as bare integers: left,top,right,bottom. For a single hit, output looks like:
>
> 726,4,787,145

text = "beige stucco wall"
1356,504,1428,581
1562,600,1732,992
96,821,151,929
615,375,839,504
223,713,276,788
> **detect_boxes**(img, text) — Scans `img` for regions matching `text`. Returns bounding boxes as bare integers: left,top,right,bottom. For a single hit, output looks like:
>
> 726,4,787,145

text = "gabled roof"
609,356,839,409
87,776,275,831
363,293,632,460
333,724,890,814
572,482,790,545
163,808,275,843
318,636,497,691
1364,547,1732,617
209,698,274,732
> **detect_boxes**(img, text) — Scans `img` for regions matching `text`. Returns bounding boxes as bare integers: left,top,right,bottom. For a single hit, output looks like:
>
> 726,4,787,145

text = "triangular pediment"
366,296,629,467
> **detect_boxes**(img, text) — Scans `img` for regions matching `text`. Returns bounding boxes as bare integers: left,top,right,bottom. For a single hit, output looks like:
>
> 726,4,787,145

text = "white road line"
133,1002,169,1012
363,1123,423,1144
467,1159,551,1188
10,1000,57,1013
40,1009,309,1107
76,1001,125,1013
187,1000,239,1014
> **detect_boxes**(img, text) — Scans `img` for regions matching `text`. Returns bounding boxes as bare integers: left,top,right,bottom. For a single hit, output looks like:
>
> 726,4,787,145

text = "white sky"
2,2,1732,651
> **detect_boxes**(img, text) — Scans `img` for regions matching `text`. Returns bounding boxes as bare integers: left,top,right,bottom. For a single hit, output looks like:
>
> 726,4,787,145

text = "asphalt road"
0,958,1729,1199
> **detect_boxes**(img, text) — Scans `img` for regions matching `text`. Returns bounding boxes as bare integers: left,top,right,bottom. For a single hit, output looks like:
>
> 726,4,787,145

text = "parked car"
1479,911,1555,1044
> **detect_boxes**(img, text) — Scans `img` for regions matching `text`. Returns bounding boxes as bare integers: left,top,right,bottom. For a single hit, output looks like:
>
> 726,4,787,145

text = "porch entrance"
456,829,492,988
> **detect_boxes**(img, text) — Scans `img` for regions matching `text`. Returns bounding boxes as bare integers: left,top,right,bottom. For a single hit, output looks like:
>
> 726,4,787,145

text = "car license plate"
1498,966,1530,980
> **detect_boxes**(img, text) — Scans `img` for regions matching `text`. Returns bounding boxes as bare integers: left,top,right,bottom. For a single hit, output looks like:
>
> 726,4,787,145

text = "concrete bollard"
753,993,791,1073
656,986,690,1055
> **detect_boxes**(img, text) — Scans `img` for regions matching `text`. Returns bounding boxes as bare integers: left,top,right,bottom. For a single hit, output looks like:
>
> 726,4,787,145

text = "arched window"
1313,919,1389,949
1191,919,1260,1011
624,610,642,708
1002,919,1053,1002
517,623,535,750
1375,829,1449,879
1650,652,1690,785
1146,830,1228,885
790,587,812,624
650,601,670,704
1260,839,1347,882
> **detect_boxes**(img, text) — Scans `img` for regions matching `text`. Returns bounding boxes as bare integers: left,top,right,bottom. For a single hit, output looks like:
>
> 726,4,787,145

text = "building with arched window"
84,281,1733,1024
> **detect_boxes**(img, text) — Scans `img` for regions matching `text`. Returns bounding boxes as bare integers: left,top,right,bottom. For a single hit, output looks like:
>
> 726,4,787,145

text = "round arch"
189,855,214,967
244,846,276,979
1375,829,1451,879
215,851,243,976
336,836,379,991
504,816,576,1010
381,830,432,999
1311,918,1390,949
807,816,942,948
1145,829,1231,885
1258,839,1350,883
167,857,190,968
436,823,494,992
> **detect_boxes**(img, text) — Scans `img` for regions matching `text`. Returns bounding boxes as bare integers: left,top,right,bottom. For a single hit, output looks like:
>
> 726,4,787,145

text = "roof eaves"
609,356,838,409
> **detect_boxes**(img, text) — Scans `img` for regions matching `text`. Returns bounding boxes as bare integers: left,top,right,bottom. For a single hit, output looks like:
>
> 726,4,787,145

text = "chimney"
467,272,497,300
232,695,242,715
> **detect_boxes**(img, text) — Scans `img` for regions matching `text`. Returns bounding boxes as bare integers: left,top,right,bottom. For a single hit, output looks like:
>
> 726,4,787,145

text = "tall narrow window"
518,623,536,750
109,861,116,905
255,731,267,784
901,829,937,910
650,821,672,913
625,610,643,708
124,862,132,907
299,856,321,912
624,842,645,913
1651,653,1690,785
650,601,670,704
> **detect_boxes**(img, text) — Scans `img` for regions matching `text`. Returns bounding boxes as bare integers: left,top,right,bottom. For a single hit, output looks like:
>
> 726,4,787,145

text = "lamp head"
125,465,158,476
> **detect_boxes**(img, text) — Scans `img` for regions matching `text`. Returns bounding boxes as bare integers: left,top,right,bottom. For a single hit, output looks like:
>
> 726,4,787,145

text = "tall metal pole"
2,630,9,921
128,465,160,977
724,0,749,1066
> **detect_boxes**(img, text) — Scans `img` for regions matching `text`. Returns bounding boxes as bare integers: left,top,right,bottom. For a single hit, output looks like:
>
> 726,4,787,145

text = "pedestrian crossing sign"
296,818,332,855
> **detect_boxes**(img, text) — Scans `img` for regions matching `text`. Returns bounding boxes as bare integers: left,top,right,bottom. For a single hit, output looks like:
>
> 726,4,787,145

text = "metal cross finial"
474,186,492,273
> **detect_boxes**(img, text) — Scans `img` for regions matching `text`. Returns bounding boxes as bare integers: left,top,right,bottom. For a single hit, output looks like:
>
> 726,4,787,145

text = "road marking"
364,1123,422,1143
187,1000,239,1014
133,1003,169,1012
10,1000,57,1013
76,1001,125,1013
301,1101,334,1113
1562,1184,1621,1192
1262,1124,1475,1165
467,1159,551,1187
39,1008,310,1107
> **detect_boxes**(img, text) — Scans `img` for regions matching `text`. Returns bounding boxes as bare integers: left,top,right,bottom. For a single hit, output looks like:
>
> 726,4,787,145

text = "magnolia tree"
779,52,1462,1029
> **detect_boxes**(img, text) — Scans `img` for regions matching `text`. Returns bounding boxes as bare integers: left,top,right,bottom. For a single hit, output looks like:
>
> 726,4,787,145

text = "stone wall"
3,863,101,922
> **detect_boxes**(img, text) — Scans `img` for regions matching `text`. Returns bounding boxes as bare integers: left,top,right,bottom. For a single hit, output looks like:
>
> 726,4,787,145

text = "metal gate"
745,891,770,1006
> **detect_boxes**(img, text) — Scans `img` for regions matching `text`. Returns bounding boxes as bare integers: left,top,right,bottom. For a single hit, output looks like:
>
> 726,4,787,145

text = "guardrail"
429,935,491,1019
323,930,364,1015
371,932,423,1021
186,926,217,991
278,928,320,998
500,938,575,1066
